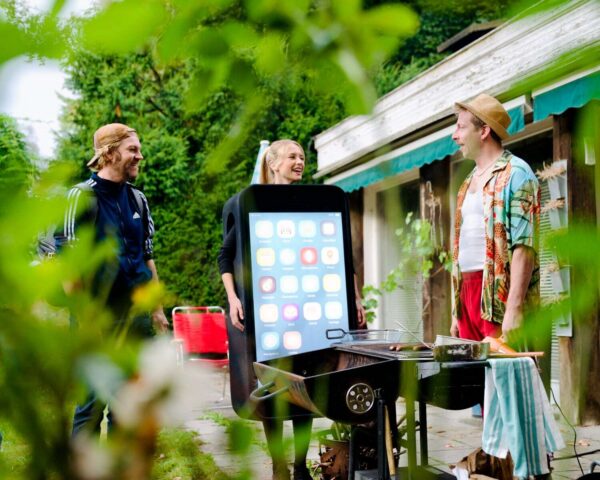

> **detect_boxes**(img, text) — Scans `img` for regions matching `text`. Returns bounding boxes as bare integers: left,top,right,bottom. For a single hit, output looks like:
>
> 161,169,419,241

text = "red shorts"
458,270,501,341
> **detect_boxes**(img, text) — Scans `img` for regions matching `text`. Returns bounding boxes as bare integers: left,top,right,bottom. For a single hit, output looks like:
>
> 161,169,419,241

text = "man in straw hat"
450,94,540,346
58,123,168,436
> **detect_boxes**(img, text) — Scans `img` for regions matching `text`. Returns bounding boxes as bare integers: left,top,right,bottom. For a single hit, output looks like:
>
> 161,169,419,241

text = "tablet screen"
249,212,350,361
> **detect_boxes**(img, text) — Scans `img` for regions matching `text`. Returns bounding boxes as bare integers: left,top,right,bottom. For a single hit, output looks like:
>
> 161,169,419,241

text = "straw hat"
87,123,137,168
455,94,511,140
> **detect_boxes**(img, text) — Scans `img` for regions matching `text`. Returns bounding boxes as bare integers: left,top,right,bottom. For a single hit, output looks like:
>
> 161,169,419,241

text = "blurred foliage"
0,159,120,478
0,0,66,62
0,0,599,477
0,407,227,480
506,0,572,20
505,44,600,100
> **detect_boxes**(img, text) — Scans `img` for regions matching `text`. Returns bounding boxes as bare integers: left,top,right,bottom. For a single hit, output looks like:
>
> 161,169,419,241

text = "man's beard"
114,151,138,182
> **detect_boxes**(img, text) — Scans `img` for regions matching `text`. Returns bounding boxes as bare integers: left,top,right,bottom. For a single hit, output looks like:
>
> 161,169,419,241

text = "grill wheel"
346,383,374,414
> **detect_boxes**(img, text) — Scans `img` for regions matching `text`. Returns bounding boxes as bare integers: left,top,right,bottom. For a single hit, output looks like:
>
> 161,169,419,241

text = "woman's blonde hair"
258,139,304,184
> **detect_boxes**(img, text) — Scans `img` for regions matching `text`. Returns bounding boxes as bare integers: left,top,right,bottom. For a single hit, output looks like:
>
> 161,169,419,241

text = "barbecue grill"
251,338,487,480
220,185,486,478
251,343,485,422
251,346,400,423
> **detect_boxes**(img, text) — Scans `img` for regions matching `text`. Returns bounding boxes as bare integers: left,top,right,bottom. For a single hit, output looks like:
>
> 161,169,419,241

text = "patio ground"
185,363,600,479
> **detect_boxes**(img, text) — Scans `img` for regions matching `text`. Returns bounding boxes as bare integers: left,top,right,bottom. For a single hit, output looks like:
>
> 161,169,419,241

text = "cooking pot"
432,342,490,362
432,335,489,362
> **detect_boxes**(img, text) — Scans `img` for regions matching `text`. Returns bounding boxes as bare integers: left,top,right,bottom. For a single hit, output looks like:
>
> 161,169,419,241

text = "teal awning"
533,71,600,122
333,105,525,192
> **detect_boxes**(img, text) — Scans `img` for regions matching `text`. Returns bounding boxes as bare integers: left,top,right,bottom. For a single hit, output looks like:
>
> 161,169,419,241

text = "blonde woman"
218,140,365,480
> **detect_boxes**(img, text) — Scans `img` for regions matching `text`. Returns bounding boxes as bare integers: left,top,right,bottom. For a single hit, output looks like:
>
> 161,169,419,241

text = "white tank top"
458,188,485,272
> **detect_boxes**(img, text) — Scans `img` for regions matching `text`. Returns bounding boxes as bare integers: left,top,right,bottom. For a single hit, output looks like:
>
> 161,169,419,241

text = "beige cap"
87,123,137,168
455,94,511,140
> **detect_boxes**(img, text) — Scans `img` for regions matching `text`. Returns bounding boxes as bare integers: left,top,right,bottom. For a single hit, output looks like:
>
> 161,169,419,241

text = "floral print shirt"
452,150,540,324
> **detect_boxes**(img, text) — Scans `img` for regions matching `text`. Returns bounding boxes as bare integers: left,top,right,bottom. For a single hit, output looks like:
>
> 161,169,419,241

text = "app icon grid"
249,212,350,361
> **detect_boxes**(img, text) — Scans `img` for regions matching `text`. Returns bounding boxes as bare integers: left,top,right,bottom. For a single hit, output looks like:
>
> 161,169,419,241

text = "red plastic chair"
172,306,229,400
172,306,229,364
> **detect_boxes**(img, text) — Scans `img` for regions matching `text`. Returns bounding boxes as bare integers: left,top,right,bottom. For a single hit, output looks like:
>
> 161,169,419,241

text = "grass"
202,412,323,479
0,419,231,480
203,411,267,453
153,428,232,480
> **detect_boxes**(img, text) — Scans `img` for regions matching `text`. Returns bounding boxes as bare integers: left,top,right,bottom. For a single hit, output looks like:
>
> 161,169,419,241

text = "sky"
0,0,94,159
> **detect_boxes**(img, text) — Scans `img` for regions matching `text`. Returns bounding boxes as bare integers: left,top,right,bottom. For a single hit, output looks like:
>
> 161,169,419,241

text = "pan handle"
249,381,289,403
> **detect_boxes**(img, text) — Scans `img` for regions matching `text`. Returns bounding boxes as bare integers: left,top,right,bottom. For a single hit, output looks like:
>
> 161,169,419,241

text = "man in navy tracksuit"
57,123,169,436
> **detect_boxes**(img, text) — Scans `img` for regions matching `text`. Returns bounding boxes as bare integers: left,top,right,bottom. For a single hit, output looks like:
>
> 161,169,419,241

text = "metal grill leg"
405,398,416,480
375,389,390,480
349,426,356,480
419,401,428,467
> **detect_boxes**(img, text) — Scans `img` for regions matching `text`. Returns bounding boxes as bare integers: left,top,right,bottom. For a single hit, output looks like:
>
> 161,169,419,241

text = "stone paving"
184,363,600,479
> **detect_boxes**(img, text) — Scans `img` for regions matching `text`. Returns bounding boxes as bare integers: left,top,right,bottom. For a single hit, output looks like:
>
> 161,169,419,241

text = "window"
364,173,423,340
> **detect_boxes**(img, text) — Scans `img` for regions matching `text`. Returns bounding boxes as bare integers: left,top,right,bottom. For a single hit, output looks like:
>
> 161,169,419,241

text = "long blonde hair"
258,139,304,184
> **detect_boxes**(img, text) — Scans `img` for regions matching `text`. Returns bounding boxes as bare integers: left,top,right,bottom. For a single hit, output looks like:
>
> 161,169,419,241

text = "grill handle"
326,328,346,340
249,381,289,403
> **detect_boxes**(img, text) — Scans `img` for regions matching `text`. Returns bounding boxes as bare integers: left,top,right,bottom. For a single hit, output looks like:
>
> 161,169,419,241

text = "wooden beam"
419,157,451,343
590,102,600,425
556,109,600,424
436,20,502,53
348,189,364,301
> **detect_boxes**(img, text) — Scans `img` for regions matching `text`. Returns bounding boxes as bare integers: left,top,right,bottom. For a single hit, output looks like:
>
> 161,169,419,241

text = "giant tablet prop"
221,184,358,420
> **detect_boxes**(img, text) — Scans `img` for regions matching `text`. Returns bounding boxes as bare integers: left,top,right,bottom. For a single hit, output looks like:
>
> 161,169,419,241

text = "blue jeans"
72,312,153,437
72,391,114,436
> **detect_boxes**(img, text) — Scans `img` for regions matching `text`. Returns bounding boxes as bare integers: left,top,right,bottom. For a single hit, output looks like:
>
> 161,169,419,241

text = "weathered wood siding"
315,0,600,176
